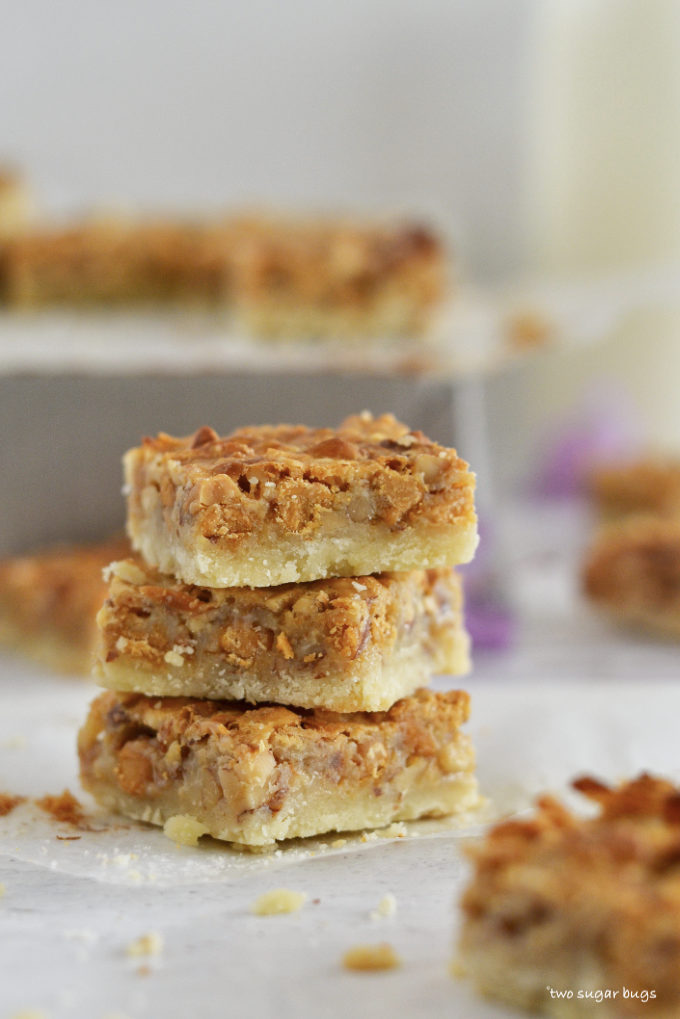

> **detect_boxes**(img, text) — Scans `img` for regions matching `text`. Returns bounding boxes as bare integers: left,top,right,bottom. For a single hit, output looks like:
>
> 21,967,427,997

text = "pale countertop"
2,499,679,1019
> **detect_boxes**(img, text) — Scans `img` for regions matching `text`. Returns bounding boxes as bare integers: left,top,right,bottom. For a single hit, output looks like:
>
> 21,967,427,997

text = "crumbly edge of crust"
96,637,469,711
128,515,478,588
84,771,479,846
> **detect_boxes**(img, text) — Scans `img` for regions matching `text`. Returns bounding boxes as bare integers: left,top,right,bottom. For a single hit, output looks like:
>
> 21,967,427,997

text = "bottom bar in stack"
78,688,477,847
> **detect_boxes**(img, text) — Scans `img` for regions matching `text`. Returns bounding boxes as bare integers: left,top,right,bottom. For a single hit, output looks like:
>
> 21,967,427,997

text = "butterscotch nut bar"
458,774,680,1017
2,219,232,307
582,516,680,639
0,535,129,675
228,215,446,338
96,559,469,711
79,687,477,846
124,413,478,588
589,457,680,521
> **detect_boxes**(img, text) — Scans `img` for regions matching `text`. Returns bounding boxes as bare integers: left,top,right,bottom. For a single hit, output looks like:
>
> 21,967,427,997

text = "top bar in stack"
124,413,477,588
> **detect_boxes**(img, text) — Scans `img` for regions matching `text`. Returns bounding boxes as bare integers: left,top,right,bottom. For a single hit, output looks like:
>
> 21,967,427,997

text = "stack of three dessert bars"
78,413,479,847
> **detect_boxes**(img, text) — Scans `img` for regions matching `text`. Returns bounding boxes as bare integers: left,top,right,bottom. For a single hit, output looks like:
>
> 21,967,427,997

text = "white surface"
2,499,680,1019
2,264,678,379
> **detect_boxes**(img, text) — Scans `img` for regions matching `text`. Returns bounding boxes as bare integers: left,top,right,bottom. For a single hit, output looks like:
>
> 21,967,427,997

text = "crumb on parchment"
35,789,85,826
0,792,27,817
163,814,209,847
370,893,397,919
125,932,164,957
251,889,307,915
342,943,402,971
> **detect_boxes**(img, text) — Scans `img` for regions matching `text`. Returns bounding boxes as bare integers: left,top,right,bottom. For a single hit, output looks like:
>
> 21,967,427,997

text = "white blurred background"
2,0,680,537
2,0,531,277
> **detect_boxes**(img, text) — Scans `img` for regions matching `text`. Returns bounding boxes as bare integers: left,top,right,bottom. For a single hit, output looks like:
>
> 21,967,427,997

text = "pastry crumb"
330,838,347,849
0,792,26,817
1,735,26,750
251,888,307,915
370,893,397,919
125,932,164,957
378,821,407,839
360,831,379,843
163,814,209,847
163,649,184,667
342,942,402,971
35,789,85,826
449,956,467,979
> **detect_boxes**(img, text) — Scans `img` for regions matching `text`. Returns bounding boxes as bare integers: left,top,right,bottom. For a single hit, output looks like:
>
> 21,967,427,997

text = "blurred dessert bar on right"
583,516,680,639
589,457,680,520
458,774,680,1017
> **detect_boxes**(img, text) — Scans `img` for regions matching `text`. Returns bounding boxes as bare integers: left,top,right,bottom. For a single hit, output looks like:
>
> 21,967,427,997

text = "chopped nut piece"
342,943,402,971
251,889,307,915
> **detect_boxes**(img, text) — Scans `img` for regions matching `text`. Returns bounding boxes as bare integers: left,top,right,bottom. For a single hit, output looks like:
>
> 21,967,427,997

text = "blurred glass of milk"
520,0,680,447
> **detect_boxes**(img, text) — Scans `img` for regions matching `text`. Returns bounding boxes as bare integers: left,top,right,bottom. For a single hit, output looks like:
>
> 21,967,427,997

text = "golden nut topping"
191,425,219,448
308,437,358,460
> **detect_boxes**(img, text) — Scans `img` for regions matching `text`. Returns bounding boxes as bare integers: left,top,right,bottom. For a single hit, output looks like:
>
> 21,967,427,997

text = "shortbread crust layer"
124,413,477,588
96,560,469,711
79,688,477,846
459,775,680,1018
